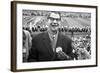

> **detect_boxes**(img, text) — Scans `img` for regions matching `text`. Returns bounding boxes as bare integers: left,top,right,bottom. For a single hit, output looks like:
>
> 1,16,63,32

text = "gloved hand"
56,47,70,60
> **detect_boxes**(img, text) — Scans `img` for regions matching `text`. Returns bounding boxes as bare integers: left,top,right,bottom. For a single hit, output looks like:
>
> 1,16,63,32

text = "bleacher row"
24,26,91,33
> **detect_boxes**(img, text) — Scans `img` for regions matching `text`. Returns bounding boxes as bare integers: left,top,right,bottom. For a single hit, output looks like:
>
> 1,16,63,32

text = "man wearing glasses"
27,12,73,62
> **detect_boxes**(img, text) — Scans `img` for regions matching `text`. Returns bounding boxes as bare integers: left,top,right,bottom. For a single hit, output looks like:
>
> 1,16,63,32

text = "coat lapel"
56,33,62,48
42,32,54,56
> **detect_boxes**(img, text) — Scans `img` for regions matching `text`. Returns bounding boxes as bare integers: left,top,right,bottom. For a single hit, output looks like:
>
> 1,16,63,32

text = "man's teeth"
51,24,58,26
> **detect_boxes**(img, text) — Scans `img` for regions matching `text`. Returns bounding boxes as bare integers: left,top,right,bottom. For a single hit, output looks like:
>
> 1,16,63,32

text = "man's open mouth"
51,23,59,27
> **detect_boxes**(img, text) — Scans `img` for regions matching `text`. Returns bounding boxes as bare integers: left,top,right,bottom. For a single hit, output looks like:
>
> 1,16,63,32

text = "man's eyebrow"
48,17,61,19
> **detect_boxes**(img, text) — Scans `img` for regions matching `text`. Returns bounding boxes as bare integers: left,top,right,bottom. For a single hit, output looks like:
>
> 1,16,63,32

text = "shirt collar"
48,30,58,41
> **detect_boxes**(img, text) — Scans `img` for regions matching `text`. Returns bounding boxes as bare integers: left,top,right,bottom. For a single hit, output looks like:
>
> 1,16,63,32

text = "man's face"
48,13,61,32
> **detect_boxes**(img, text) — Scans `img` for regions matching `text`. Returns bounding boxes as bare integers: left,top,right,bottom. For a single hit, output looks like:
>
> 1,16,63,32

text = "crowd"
24,26,91,33
72,35,91,60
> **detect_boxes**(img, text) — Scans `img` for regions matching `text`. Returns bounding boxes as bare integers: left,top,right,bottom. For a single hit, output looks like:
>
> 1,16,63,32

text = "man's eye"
56,19,60,21
50,18,54,20
49,17,60,21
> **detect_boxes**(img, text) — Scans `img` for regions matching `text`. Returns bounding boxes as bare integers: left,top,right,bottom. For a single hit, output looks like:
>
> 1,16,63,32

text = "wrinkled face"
48,13,61,33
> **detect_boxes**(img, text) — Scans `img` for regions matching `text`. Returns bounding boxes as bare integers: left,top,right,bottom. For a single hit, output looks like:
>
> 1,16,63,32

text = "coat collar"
42,32,54,56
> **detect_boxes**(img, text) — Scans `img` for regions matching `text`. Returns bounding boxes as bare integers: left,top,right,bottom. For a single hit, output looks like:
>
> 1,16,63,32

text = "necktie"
52,35,56,52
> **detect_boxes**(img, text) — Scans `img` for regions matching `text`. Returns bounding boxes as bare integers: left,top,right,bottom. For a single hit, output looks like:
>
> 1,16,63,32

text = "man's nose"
53,19,57,23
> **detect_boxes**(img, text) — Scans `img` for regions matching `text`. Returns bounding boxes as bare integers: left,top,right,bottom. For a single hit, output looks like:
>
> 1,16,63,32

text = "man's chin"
51,28,57,31
51,29,58,33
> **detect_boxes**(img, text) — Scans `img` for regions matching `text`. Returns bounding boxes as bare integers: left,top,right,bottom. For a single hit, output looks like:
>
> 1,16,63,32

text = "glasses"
48,17,61,21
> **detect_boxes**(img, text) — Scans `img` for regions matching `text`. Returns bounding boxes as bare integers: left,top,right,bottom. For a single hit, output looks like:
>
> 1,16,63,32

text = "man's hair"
47,11,61,20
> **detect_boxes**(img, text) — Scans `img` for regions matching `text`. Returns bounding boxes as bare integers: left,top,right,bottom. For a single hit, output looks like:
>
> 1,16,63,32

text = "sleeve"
28,31,32,49
66,39,74,60
27,38,38,62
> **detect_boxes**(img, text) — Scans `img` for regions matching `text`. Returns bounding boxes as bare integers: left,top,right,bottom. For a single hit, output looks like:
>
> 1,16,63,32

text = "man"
23,29,32,62
27,12,73,62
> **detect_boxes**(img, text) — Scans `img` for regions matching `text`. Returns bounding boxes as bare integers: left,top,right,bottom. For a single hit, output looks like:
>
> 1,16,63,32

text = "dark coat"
27,32,73,62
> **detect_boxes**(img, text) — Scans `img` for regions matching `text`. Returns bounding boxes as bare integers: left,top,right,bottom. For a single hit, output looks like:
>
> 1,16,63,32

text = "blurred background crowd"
22,10,91,62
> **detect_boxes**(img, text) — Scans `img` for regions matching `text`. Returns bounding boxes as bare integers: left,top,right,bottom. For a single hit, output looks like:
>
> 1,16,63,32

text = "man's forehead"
49,13,60,18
